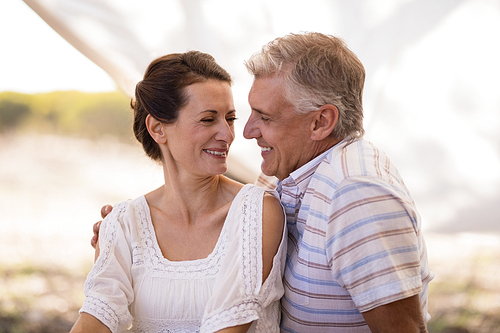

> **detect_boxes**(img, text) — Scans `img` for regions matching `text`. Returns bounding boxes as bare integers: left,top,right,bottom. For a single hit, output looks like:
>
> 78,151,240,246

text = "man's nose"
243,114,259,139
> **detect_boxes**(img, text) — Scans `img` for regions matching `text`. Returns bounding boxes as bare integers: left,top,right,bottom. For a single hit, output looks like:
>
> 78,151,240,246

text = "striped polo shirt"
258,138,433,332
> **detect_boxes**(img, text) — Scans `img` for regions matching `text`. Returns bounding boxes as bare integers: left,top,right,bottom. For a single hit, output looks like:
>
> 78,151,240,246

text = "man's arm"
327,179,430,332
362,295,427,333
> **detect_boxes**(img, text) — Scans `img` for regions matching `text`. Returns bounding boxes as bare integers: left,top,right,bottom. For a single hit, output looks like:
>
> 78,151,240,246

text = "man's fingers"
92,205,110,254
90,234,98,249
101,205,113,219
91,221,102,249
93,220,102,234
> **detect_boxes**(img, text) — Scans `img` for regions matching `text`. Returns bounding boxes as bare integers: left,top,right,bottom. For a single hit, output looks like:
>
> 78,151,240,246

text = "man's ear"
310,104,339,141
146,114,167,144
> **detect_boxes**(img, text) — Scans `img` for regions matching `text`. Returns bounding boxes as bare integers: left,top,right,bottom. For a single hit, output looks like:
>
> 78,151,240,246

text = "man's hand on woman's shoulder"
91,205,113,262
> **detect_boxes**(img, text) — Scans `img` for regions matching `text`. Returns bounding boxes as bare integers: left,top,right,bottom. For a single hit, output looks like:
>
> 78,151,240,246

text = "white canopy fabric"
23,0,500,233
22,0,273,183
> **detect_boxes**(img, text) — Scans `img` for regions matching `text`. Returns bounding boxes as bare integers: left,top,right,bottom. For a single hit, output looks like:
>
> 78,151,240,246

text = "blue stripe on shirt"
325,210,410,248
334,245,419,280
285,256,341,287
282,294,362,315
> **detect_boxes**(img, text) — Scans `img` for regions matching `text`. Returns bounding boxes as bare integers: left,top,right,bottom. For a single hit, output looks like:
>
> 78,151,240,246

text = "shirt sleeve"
79,201,134,333
326,177,423,313
200,186,286,333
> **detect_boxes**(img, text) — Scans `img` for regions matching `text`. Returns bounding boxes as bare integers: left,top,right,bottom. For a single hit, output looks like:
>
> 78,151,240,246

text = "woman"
70,51,286,333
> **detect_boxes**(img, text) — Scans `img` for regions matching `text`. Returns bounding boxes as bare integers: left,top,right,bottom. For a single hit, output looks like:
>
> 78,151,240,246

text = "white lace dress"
80,184,286,333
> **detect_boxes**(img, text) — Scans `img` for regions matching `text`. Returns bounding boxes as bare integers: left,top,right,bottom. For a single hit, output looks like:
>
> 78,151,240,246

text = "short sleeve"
200,185,286,333
327,178,423,312
79,201,134,333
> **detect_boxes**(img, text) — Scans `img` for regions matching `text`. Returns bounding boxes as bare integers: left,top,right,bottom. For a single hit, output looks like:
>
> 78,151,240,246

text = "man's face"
243,76,316,180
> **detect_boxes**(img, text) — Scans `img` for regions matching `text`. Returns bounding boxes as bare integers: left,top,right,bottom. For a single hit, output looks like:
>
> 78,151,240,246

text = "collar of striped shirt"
277,143,338,199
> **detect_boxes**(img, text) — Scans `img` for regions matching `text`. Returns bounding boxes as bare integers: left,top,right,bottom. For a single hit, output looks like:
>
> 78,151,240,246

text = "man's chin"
262,166,288,181
260,164,276,178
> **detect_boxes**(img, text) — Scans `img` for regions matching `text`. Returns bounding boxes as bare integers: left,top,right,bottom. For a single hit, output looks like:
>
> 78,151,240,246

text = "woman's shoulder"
220,175,245,197
233,184,284,230
101,196,147,231
241,183,281,207
230,183,282,208
261,191,285,234
106,196,145,216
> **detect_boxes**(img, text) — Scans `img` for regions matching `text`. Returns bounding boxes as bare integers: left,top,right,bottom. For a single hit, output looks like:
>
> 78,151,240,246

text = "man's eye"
261,116,270,122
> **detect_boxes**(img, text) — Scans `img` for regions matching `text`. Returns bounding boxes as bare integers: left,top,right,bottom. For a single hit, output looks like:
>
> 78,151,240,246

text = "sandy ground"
1,133,499,332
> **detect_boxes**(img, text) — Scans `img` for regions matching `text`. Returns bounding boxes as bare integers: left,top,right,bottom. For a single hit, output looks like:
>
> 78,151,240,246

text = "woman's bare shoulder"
220,175,245,197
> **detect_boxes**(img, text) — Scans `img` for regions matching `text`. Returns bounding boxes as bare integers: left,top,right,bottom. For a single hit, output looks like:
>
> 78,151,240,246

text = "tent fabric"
22,0,500,233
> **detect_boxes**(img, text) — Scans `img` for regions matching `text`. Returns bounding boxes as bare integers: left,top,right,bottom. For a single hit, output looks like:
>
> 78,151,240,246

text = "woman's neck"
149,166,238,225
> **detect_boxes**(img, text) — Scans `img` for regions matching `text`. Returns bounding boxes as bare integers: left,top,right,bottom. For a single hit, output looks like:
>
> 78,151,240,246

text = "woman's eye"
201,118,214,123
226,117,237,124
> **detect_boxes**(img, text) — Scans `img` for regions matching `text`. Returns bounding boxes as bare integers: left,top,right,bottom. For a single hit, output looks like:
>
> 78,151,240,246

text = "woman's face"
163,80,236,177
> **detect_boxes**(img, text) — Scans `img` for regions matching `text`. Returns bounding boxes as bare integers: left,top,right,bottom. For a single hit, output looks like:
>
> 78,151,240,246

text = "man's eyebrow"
252,108,270,116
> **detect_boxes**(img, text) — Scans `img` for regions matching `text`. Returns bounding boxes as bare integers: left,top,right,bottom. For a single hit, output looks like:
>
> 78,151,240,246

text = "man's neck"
311,137,343,159
282,137,343,181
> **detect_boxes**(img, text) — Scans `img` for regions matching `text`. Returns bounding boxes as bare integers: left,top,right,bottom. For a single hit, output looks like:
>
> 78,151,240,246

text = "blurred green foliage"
0,91,133,140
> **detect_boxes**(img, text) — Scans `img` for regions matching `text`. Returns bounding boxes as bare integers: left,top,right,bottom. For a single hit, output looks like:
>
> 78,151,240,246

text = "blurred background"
1,0,499,332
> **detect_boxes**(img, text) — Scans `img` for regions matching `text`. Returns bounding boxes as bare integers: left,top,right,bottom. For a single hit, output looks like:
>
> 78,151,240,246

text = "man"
242,32,433,332
94,32,433,332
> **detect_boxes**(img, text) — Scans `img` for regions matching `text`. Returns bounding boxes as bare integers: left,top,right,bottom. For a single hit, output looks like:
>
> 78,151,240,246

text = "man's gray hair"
245,32,365,140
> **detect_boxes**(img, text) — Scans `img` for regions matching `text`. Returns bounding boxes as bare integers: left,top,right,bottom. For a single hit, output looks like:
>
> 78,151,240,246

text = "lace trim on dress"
133,196,232,279
81,202,132,332
84,201,127,291
241,185,263,295
201,186,267,332
249,193,284,310
132,317,201,333
256,300,281,332
80,296,120,332
201,300,261,333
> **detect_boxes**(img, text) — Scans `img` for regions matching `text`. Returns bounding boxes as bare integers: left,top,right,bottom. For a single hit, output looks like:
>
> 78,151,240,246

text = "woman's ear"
146,114,167,144
310,104,339,141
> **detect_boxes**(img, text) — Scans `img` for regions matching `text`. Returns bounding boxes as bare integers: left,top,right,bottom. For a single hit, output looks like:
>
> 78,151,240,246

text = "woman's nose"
216,120,235,143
